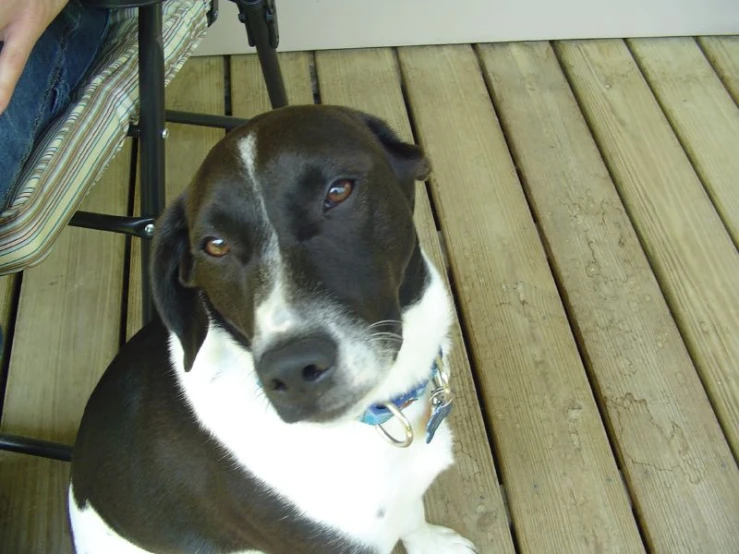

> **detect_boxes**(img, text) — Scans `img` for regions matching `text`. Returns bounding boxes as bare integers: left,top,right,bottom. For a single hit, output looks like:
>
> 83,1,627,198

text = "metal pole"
231,0,288,109
165,110,249,130
138,3,166,324
69,212,156,238
0,433,72,462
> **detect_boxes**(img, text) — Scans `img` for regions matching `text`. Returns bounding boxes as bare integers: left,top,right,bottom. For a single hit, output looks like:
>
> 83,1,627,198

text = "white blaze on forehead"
237,131,298,341
255,278,299,339
237,132,259,189
254,239,301,343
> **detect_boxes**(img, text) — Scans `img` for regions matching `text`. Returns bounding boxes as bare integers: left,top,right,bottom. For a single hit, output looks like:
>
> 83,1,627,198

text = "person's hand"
0,0,70,116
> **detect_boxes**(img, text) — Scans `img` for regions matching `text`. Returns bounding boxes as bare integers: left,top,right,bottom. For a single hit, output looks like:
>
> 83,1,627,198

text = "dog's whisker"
367,319,402,331
368,340,403,352
368,334,403,343
368,329,403,338
253,387,273,413
368,319,401,326
252,386,273,414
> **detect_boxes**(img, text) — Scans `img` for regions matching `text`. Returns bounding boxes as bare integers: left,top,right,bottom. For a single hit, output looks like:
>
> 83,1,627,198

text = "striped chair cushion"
0,0,210,275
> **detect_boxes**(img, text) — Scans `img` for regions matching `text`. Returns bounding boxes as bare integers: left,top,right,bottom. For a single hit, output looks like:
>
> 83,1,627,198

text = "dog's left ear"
356,111,431,205
150,195,208,371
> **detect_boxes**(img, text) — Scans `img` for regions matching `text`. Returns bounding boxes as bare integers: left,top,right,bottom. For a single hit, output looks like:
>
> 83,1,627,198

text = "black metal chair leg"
230,0,288,109
0,1,285,462
0,433,73,462
165,110,249,130
138,2,167,324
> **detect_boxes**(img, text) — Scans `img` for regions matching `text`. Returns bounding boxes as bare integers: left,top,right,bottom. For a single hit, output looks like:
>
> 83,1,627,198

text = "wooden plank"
556,39,739,460
315,48,515,554
698,36,739,105
479,41,739,553
0,274,17,371
0,276,16,334
0,455,73,554
126,57,225,340
398,44,644,553
629,37,739,247
0,141,132,553
230,52,315,117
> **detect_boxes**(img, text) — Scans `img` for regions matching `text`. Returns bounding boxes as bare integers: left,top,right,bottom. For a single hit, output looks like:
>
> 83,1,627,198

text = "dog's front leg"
399,500,478,554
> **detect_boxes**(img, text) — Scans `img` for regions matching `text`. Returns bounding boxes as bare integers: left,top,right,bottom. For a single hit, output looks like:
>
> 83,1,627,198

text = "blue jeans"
0,1,109,212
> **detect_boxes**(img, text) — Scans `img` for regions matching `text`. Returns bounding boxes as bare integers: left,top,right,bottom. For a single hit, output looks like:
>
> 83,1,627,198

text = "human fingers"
0,0,69,115
0,29,37,115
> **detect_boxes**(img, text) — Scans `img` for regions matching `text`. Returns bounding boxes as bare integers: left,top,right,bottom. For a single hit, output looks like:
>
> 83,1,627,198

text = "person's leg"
0,0,108,211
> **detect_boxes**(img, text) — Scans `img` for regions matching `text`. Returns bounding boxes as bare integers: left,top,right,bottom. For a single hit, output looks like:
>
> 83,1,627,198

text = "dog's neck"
398,241,430,309
356,252,451,411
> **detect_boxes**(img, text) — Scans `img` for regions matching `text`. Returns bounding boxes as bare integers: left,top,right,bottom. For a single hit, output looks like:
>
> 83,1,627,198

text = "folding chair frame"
0,0,288,461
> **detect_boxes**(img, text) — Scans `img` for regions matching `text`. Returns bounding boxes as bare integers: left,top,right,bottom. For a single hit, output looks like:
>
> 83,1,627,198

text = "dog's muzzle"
256,333,340,423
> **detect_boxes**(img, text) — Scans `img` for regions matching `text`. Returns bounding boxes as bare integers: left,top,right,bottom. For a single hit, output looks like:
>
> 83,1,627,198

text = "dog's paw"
402,523,478,554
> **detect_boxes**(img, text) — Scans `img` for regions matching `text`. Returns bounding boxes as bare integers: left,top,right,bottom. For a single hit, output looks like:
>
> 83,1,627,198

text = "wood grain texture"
556,39,739,460
315,47,515,554
398,44,643,553
230,52,313,114
0,276,16,330
0,142,132,553
629,37,739,247
230,52,314,117
126,57,225,340
0,274,17,375
479,40,739,553
0,456,72,554
698,36,739,105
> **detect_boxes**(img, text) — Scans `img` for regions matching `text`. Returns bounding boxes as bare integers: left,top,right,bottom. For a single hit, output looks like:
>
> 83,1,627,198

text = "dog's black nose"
258,334,337,396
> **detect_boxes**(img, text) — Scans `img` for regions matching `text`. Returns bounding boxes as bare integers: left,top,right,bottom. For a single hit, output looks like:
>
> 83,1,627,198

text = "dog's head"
151,105,431,424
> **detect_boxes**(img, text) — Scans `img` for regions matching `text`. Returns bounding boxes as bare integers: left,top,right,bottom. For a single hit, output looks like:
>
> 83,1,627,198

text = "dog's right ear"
150,195,208,371
350,110,431,209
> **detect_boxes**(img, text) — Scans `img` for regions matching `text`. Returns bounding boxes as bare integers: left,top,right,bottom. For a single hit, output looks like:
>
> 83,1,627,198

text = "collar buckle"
376,403,414,448
373,353,454,448
425,356,454,444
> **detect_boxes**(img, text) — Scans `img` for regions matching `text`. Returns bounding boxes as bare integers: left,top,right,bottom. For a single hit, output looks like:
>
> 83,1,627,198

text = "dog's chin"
267,388,375,425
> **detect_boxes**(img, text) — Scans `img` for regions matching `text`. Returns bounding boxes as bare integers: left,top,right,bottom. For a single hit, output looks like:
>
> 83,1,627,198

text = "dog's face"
152,106,431,424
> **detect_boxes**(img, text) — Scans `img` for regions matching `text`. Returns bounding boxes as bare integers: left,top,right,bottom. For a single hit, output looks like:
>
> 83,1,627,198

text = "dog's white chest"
175,330,454,553
250,410,453,551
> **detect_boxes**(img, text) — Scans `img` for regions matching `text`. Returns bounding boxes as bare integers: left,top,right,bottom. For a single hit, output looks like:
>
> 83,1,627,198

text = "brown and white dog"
68,105,477,554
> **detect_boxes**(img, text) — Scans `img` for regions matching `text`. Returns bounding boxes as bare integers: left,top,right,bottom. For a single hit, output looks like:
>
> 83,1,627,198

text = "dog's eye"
324,179,354,210
203,237,230,257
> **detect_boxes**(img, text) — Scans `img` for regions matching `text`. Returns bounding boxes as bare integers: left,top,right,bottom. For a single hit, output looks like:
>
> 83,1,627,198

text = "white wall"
194,0,739,56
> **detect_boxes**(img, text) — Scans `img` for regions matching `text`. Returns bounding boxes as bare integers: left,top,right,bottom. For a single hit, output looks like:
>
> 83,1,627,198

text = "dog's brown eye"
203,237,230,257
324,179,354,209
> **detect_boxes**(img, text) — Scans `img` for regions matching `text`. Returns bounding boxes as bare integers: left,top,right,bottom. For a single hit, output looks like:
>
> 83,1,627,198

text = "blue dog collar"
362,352,454,448
359,366,438,427
256,350,453,448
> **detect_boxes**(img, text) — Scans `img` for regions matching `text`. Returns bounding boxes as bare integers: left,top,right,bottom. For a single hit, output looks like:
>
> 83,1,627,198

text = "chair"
0,0,287,461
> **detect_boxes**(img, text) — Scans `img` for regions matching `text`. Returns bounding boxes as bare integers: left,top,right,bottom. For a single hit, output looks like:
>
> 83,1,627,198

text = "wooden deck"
1,37,738,553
